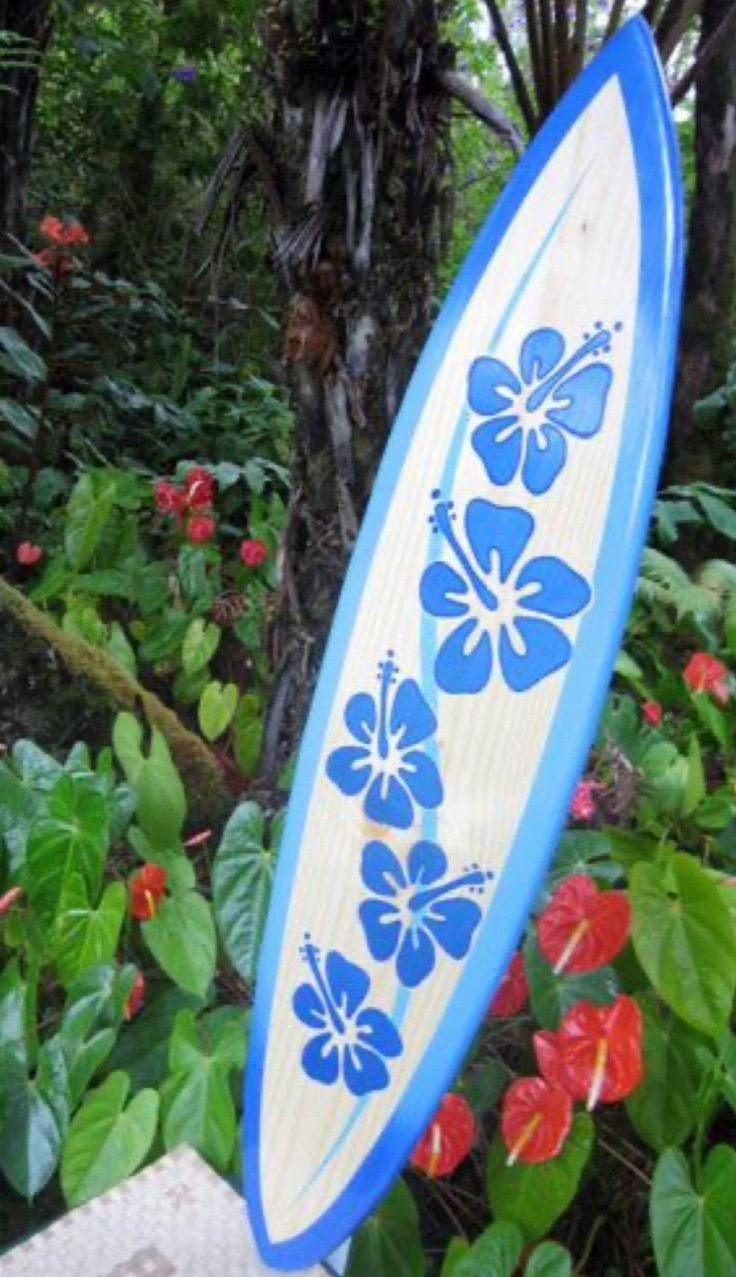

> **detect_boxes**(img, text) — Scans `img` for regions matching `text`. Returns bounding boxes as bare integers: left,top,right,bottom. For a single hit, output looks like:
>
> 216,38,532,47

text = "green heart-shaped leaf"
212,802,274,983
198,680,239,742
55,882,126,986
143,892,216,998
347,1179,424,1277
630,852,736,1036
61,1072,158,1206
26,775,109,926
651,1146,736,1277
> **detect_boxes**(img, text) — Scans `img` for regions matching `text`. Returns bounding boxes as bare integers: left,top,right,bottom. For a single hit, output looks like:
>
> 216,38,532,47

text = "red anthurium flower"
39,214,89,246
642,700,663,726
487,952,529,1017
15,541,43,566
183,466,216,509
186,514,216,545
129,863,167,920
538,874,630,975
154,479,184,514
501,1077,572,1166
62,220,90,246
0,886,23,915
410,1093,476,1177
684,653,730,704
534,995,643,1111
124,970,146,1021
39,215,66,243
239,538,268,568
569,779,604,822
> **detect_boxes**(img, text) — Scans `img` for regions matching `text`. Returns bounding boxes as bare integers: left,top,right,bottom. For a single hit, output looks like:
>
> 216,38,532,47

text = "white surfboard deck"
246,18,683,1270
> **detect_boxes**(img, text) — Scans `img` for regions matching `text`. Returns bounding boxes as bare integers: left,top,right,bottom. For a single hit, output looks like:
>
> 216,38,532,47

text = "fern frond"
698,559,736,630
637,548,718,620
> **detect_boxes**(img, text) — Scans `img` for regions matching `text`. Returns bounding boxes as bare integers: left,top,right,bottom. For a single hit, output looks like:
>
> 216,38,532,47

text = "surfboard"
245,17,683,1270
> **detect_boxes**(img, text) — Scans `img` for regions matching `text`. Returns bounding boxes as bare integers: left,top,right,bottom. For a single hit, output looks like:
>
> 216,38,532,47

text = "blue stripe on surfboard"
245,16,683,1269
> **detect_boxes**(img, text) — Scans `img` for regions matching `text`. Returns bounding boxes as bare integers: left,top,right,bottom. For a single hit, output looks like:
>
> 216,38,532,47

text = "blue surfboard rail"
245,16,684,1270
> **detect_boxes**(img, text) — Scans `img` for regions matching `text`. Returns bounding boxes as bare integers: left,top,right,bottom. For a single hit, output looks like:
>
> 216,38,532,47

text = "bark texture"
264,0,454,597
0,0,51,250
247,0,456,779
670,0,736,475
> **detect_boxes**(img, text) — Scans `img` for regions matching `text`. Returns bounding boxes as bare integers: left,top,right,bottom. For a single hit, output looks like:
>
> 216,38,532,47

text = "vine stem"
597,1136,652,1187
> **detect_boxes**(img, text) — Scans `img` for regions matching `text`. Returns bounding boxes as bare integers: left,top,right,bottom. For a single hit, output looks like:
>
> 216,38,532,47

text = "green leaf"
107,987,202,1091
67,1029,116,1110
26,775,109,926
460,1057,510,1117
37,1035,71,1140
182,617,221,676
61,1072,158,1207
547,831,621,889
0,762,39,873
690,693,731,753
716,1031,736,1114
639,741,689,817
106,622,137,678
61,964,136,1048
440,1239,470,1277
614,649,646,691
0,958,26,1068
625,997,703,1150
169,1006,246,1074
198,680,239,742
682,736,706,817
697,492,736,541
64,472,117,570
0,398,39,441
0,326,47,381
524,1242,573,1277
160,1009,245,1171
177,546,213,609
630,852,736,1036
112,714,186,849
212,802,274,982
486,1114,594,1242
143,892,216,998
233,692,264,776
453,1220,524,1277
12,738,63,790
347,1179,424,1277
524,933,618,1030
138,610,189,662
54,882,126,986
0,1063,62,1196
651,1146,736,1277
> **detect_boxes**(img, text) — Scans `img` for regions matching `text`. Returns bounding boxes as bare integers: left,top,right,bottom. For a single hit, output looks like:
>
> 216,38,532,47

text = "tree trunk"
0,0,52,251
255,0,456,780
669,0,736,478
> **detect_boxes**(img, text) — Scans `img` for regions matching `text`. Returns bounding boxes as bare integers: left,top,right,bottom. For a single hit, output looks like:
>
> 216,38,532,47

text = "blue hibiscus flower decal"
420,496,591,695
326,655,443,829
359,840,492,988
469,323,616,494
293,939,403,1096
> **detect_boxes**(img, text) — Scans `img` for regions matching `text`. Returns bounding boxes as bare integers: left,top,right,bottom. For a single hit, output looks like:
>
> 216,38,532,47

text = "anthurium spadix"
245,18,683,1270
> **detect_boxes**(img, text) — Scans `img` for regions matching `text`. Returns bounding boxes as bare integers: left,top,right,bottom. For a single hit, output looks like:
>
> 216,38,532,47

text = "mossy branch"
0,575,230,822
